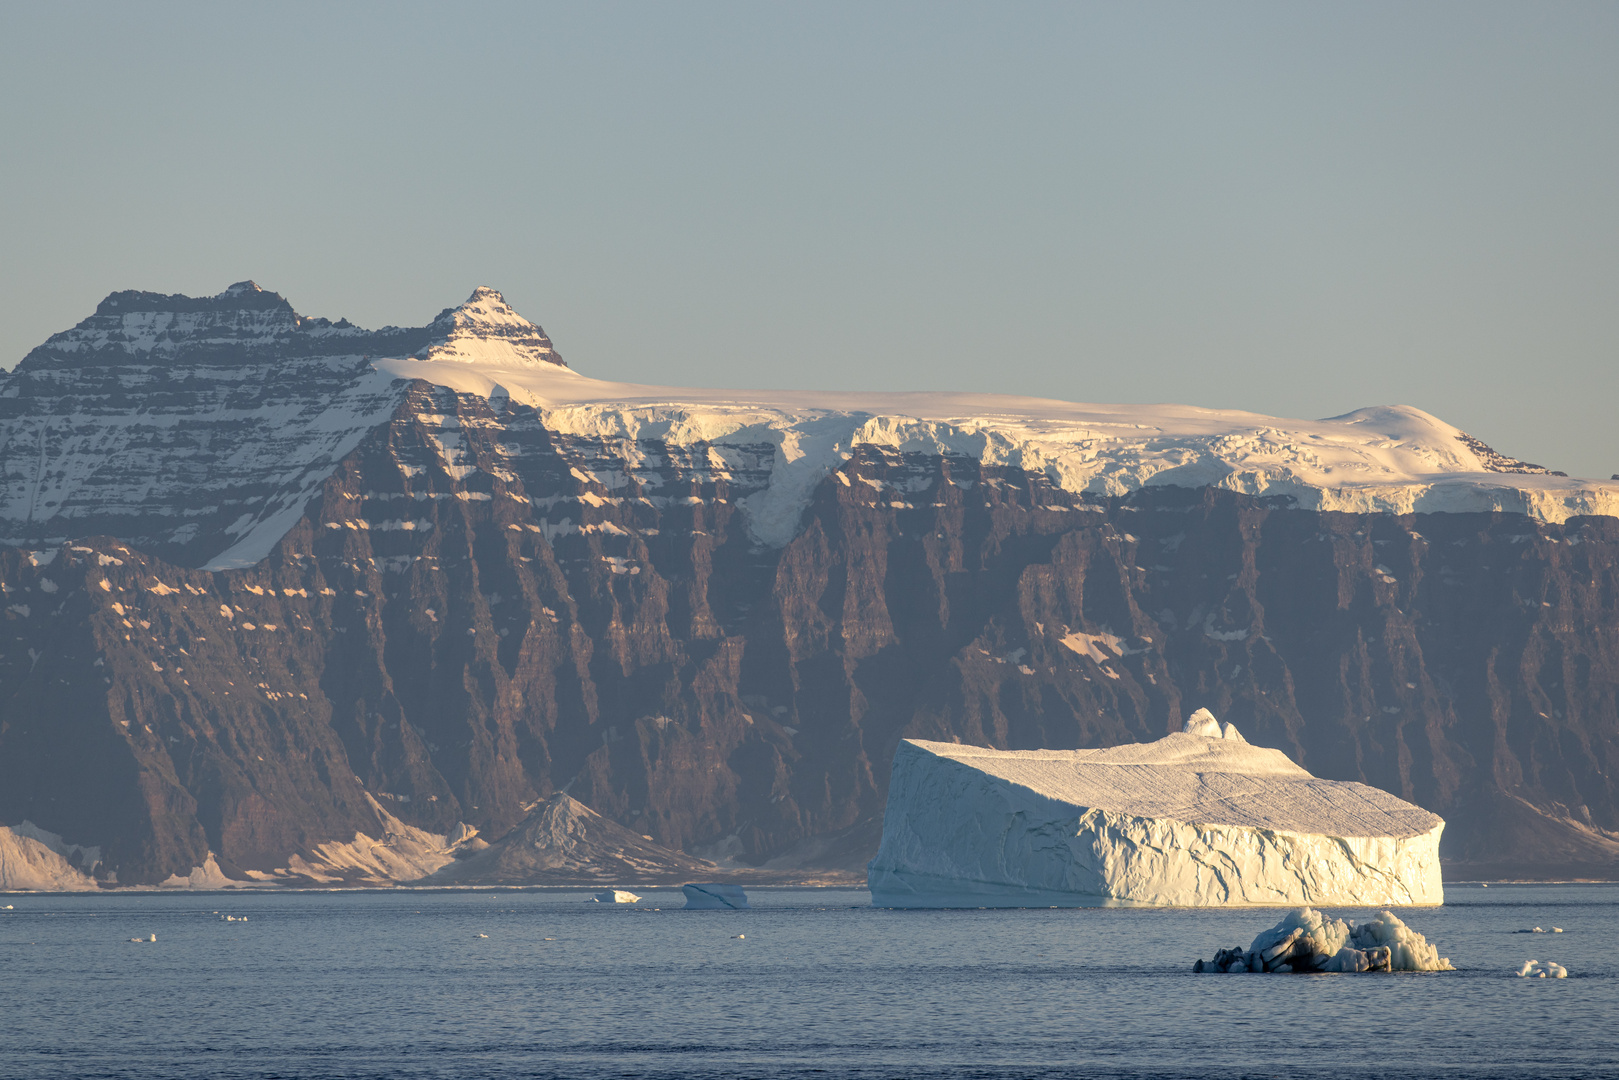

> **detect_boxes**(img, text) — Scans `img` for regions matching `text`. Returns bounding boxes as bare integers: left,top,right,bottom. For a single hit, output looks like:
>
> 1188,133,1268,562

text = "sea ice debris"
682,883,749,909
591,889,642,904
1193,908,1453,973
1517,960,1568,978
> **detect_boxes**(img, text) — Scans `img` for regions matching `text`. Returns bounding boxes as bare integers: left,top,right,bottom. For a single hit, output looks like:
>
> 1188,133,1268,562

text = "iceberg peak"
1183,708,1245,742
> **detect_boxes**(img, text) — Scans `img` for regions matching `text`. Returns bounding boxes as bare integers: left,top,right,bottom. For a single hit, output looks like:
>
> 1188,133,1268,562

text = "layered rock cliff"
2,284,1616,886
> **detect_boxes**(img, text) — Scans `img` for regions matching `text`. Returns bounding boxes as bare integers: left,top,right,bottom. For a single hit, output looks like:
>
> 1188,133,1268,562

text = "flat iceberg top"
903,733,1443,839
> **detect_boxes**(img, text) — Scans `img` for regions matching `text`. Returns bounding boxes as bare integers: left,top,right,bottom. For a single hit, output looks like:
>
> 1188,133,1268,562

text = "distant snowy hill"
1,283,1616,888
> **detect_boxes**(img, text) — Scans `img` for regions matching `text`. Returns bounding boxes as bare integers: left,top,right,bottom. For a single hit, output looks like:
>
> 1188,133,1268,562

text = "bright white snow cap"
1183,708,1246,743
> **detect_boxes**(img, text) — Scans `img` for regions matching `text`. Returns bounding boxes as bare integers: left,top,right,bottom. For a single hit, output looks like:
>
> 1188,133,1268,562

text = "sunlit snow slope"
2,283,1614,573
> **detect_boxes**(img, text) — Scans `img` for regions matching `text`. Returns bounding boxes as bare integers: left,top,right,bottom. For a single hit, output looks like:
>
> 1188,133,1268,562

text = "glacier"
867,710,1445,908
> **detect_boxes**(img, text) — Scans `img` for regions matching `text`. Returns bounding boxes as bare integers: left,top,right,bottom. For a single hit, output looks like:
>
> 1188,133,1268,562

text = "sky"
2,1,1615,479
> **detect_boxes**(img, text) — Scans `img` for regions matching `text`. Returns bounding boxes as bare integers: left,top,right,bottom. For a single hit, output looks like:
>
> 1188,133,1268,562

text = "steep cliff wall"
3,381,1616,882
3,284,1616,886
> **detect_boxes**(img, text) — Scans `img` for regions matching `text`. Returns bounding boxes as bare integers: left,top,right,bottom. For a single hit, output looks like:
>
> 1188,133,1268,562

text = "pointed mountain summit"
417,286,566,368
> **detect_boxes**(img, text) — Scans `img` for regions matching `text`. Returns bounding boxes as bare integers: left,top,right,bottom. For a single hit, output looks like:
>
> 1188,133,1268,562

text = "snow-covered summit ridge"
5,282,1615,571
16,281,564,369
417,286,565,368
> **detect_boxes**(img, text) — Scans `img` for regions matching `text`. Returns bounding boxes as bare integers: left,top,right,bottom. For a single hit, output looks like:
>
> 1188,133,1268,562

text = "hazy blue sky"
3,2,1615,477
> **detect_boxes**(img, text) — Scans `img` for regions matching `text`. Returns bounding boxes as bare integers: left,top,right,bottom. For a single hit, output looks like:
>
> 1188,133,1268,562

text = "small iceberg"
1516,960,1568,978
590,890,641,904
1194,907,1453,973
682,883,749,909
128,933,157,943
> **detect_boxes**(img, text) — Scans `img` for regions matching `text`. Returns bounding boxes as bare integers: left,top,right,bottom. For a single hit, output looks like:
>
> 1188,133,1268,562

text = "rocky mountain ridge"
1,284,1616,888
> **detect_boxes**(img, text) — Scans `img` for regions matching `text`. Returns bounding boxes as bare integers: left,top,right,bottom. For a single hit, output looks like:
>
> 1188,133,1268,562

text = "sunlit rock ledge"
867,710,1445,908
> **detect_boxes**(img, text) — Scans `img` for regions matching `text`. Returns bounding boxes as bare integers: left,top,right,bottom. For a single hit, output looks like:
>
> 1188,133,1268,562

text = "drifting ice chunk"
868,712,1444,907
1194,908,1453,973
1516,960,1568,978
682,883,749,909
592,890,642,904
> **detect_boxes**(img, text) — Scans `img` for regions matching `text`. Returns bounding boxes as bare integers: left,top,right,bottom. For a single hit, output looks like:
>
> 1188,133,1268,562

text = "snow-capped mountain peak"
418,286,566,369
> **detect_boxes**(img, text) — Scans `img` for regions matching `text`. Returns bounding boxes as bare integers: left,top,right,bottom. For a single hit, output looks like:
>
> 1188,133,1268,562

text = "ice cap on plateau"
7,279,1619,576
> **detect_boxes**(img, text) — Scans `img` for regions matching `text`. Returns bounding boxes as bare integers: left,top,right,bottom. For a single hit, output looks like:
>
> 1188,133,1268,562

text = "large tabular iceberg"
867,711,1444,907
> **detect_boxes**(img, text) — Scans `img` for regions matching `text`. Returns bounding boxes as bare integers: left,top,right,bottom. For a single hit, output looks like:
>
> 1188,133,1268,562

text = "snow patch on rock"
0,822,102,891
292,796,462,884
158,853,233,890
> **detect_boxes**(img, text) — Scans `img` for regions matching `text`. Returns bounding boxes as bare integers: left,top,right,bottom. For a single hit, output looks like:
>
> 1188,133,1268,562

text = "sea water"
0,883,1613,1079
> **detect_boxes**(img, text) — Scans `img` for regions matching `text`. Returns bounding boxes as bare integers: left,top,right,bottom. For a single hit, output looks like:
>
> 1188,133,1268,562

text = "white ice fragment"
591,889,642,904
1196,908,1452,973
1517,960,1568,978
682,883,749,909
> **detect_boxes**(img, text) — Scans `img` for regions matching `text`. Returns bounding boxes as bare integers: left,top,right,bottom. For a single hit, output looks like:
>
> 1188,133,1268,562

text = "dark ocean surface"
0,884,1612,1079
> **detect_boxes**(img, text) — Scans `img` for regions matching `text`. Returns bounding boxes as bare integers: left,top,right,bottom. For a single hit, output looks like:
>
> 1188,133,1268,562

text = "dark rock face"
0,282,561,567
2,287,1616,886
